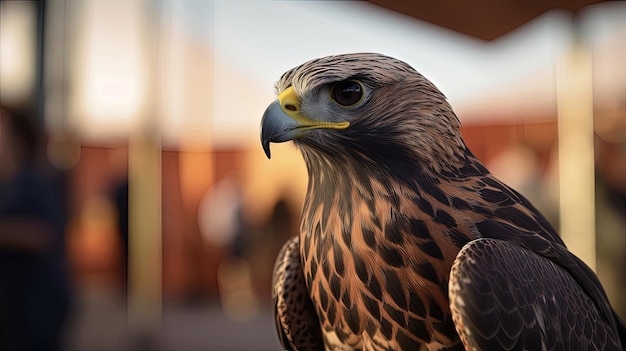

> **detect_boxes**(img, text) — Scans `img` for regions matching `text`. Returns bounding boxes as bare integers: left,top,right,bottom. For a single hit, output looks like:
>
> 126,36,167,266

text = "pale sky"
58,0,625,146
202,0,623,146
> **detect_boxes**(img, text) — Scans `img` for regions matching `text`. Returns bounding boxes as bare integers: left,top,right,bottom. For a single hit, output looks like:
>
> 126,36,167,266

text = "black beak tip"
262,139,272,159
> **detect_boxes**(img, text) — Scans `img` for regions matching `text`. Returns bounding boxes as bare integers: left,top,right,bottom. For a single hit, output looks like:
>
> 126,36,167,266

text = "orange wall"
66,121,559,299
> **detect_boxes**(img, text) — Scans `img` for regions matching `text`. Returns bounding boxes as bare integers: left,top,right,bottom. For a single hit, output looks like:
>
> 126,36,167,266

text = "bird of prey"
261,53,626,350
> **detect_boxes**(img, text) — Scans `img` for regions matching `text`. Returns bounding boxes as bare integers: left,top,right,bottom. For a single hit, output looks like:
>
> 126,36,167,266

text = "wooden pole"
128,132,162,339
557,35,596,270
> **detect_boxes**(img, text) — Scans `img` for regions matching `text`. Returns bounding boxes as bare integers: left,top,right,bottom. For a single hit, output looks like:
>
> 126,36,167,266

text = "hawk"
261,53,626,350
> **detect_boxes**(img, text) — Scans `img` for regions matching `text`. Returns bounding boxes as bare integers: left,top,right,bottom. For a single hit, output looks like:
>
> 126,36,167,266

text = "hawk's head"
261,53,467,175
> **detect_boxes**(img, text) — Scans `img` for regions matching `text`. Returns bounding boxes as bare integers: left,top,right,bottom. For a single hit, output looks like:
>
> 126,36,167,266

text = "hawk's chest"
299,214,378,349
298,184,471,349
300,175,466,349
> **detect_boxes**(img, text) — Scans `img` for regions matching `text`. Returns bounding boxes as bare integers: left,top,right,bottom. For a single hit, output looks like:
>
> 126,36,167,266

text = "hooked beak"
260,86,349,159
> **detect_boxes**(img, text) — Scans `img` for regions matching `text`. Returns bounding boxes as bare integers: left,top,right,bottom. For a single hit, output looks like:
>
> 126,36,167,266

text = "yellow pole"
128,132,162,337
557,37,596,271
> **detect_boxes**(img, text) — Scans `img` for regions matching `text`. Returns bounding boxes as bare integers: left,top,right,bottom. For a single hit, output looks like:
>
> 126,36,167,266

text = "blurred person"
111,176,129,298
199,176,259,320
254,195,298,292
0,106,71,351
266,196,297,256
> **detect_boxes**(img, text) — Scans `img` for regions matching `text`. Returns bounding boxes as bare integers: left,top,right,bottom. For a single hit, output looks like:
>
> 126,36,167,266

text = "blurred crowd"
0,103,300,350
1,100,626,350
0,105,72,350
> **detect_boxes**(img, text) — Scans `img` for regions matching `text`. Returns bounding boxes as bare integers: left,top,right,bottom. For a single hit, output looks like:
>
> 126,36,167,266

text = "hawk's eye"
330,81,363,107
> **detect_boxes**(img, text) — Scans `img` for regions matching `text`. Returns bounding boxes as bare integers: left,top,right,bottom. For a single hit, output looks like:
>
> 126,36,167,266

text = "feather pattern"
450,238,619,350
272,236,324,350
264,53,626,350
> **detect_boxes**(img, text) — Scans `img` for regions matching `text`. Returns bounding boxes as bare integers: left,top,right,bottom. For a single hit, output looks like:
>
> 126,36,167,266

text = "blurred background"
0,0,624,350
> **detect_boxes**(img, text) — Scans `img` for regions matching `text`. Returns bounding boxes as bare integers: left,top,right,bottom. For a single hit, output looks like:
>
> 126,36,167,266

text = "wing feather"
449,238,623,350
272,236,324,350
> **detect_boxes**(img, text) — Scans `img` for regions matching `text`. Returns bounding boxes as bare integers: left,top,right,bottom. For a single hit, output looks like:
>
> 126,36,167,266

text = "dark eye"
330,80,363,107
